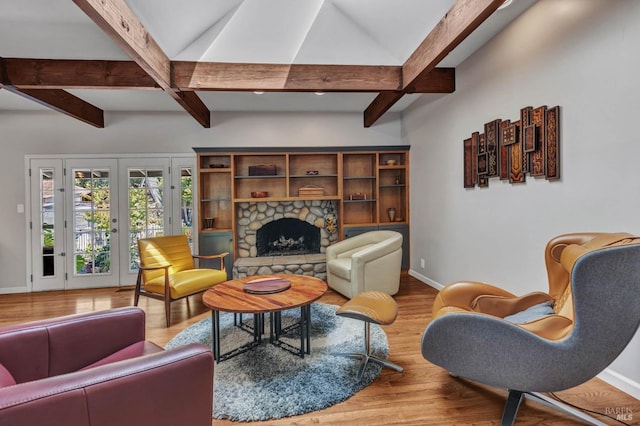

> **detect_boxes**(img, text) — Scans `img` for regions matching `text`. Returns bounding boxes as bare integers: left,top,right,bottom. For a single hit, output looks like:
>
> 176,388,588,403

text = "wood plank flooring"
0,274,637,425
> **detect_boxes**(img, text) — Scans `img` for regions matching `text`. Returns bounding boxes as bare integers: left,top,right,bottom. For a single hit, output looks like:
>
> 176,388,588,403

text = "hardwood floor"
1,275,637,425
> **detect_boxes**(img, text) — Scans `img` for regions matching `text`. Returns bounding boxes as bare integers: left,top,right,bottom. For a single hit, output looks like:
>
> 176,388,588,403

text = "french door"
65,159,120,289
30,159,65,291
29,155,195,291
117,158,171,285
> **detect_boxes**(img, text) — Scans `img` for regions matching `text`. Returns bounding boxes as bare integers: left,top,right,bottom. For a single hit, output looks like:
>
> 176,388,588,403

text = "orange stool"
335,291,403,380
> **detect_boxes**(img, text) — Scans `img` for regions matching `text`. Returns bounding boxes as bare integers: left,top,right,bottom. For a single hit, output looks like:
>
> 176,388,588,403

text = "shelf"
200,228,233,233
344,222,378,228
235,195,340,203
379,184,406,189
344,199,377,203
344,176,375,180
379,165,407,170
200,168,231,173
235,175,286,179
290,174,338,178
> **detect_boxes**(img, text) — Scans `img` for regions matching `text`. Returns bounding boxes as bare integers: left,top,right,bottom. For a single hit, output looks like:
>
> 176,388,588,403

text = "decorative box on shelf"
298,185,325,197
349,193,367,200
248,164,277,176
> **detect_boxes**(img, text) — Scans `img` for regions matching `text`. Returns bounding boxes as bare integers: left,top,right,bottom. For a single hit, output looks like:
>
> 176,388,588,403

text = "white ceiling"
0,0,537,115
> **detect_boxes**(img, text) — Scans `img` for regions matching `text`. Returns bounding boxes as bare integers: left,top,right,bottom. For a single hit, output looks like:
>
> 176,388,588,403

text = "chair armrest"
470,291,554,317
326,233,373,260
0,344,214,426
139,262,170,271
0,308,146,383
193,252,229,272
352,236,402,264
432,281,515,315
193,252,229,260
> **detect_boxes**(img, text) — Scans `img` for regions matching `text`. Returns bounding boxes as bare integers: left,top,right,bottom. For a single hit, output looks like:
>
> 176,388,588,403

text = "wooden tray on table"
243,277,292,294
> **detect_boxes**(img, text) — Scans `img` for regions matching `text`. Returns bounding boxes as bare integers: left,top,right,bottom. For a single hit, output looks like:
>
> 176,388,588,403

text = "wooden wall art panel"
529,106,547,177
463,137,474,188
463,105,560,188
499,120,510,181
545,106,560,180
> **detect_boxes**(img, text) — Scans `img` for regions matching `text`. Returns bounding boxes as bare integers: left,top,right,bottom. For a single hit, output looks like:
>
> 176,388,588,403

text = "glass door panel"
30,159,65,291
172,156,196,249
118,158,170,285
127,167,166,273
65,159,119,289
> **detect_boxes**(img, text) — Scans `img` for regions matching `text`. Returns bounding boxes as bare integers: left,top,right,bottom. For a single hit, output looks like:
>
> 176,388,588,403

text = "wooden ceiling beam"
2,58,455,94
407,68,455,94
363,0,505,127
172,62,402,92
364,92,405,128
73,0,210,127
1,57,104,127
402,0,504,90
2,58,158,90
0,85,104,128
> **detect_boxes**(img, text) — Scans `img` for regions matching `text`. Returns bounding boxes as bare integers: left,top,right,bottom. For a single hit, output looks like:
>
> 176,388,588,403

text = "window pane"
128,168,164,271
40,168,55,277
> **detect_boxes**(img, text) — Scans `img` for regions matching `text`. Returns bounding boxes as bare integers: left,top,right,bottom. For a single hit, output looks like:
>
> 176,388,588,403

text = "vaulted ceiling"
0,0,537,127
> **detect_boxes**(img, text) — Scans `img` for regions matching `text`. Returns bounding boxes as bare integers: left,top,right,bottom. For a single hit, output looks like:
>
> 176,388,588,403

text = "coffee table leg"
254,313,262,344
305,304,311,354
211,310,220,362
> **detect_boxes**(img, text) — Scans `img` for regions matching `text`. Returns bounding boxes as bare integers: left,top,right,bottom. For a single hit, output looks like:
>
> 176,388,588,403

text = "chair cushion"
144,268,228,299
0,363,16,387
327,258,352,281
504,301,555,324
337,291,398,325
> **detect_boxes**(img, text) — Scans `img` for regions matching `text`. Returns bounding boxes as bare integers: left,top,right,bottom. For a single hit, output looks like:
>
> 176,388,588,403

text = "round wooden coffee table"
202,274,327,362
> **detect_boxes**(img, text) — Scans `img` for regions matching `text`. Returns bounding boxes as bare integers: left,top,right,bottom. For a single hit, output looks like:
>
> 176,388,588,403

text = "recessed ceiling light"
314,92,325,96
498,0,513,10
254,91,264,95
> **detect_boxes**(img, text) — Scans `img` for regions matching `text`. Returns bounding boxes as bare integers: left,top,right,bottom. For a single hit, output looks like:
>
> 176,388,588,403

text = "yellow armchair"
135,235,228,326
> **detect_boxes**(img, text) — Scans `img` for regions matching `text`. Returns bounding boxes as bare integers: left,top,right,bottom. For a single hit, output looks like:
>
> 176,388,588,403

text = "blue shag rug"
165,302,389,422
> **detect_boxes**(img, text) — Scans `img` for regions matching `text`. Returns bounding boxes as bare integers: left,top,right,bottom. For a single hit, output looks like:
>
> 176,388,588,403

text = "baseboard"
409,269,640,400
0,286,29,295
598,368,640,400
408,269,444,290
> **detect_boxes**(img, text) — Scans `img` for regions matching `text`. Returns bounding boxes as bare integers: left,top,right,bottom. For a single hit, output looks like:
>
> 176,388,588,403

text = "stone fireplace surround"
232,200,338,280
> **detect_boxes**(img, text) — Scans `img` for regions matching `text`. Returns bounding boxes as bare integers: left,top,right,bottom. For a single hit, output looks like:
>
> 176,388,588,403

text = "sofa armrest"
0,344,214,426
0,308,146,383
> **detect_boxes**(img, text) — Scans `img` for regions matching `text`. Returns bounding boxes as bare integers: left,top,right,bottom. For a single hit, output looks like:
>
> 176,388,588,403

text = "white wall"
0,111,401,292
403,0,640,398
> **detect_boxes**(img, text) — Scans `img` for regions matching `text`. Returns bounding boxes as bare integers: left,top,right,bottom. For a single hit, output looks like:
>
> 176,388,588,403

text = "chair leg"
501,390,524,426
524,392,607,426
164,296,171,327
334,322,403,381
134,269,142,306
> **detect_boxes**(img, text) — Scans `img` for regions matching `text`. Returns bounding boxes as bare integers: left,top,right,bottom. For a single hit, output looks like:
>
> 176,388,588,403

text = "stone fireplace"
233,200,338,279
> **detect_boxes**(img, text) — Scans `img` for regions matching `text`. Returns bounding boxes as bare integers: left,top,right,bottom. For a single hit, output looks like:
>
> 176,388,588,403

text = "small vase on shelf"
387,208,396,222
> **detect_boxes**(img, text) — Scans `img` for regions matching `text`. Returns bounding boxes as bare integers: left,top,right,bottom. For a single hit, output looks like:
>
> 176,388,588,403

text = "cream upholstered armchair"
326,230,403,299
421,232,640,425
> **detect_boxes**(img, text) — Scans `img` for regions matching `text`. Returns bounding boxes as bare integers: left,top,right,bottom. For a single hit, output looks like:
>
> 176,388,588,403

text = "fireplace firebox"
256,218,321,257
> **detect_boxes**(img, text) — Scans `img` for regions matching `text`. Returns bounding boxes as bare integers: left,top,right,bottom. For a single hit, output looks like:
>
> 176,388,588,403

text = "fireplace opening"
256,218,321,256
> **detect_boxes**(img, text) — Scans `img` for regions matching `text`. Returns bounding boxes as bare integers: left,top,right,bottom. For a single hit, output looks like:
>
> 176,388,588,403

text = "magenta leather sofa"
0,307,213,426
